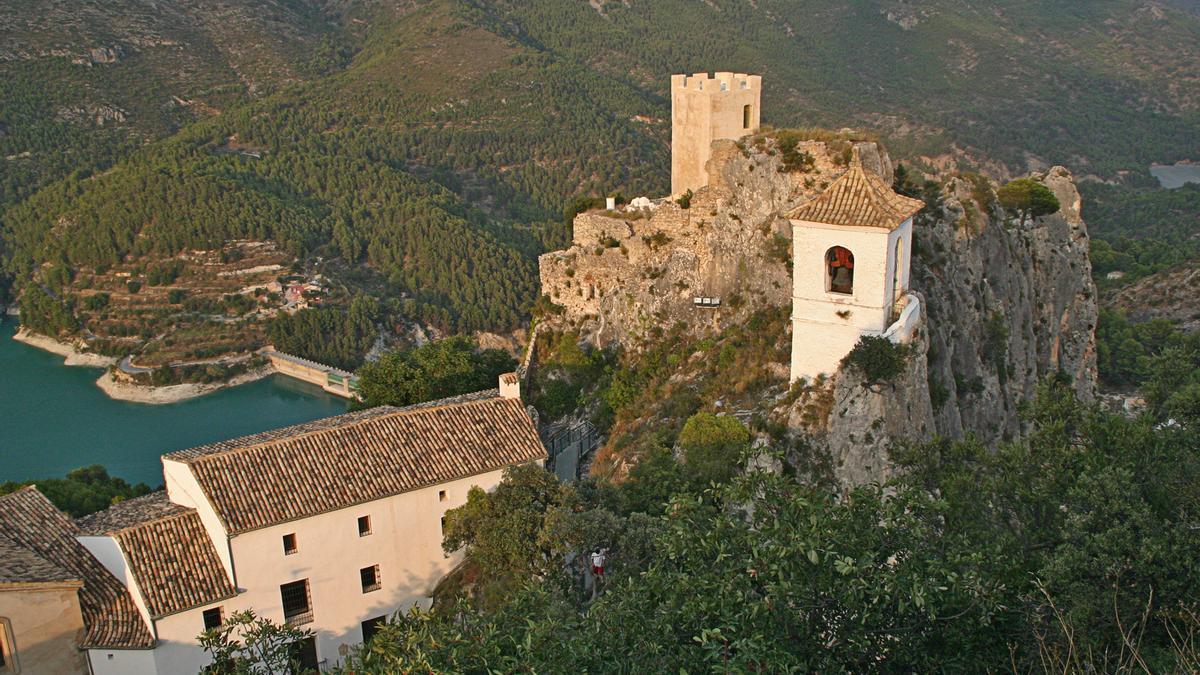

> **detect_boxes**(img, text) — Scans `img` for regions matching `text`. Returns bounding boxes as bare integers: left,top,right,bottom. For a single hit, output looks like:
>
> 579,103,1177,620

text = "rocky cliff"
539,133,1097,486
819,165,1097,485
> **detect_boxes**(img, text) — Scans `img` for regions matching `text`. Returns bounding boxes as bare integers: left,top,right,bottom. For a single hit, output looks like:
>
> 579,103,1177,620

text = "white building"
788,154,925,381
0,377,545,674
666,72,923,382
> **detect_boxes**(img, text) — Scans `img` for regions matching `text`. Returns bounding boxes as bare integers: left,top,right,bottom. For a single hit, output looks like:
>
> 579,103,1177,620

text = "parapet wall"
671,72,762,94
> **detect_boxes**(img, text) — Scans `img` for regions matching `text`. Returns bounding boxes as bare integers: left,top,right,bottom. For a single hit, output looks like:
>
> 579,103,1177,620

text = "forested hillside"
0,0,345,206
465,0,1200,175
3,0,1198,365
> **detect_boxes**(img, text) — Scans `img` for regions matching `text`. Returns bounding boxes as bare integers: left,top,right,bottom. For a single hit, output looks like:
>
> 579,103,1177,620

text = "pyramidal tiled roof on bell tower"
788,152,925,230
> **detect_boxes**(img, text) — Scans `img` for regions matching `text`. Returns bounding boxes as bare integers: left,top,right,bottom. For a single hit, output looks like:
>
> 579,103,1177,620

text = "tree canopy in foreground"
326,377,1199,673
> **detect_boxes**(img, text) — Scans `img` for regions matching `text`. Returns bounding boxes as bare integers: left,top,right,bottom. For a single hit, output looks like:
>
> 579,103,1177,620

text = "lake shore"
95,365,277,404
12,328,117,368
11,328,279,404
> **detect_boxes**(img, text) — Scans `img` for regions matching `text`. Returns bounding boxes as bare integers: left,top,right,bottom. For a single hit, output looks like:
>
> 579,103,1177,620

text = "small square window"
202,607,223,631
282,533,298,555
362,615,387,644
357,515,371,536
360,565,381,593
280,579,313,625
438,490,447,502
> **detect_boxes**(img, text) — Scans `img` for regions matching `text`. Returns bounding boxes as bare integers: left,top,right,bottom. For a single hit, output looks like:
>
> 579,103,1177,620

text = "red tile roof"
0,487,154,649
166,394,546,535
81,492,237,618
0,534,80,585
789,157,924,230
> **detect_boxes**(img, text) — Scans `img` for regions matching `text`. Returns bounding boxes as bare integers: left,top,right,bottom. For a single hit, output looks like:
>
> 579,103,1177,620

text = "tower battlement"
671,72,762,196
671,72,762,93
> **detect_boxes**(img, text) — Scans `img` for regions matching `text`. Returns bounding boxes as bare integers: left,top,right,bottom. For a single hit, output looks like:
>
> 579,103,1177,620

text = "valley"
1,2,1199,671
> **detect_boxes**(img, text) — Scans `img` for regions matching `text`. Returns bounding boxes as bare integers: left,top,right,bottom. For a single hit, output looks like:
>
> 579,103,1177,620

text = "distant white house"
0,375,545,674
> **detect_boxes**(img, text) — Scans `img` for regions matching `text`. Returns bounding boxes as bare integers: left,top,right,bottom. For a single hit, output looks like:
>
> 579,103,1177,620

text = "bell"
832,266,851,288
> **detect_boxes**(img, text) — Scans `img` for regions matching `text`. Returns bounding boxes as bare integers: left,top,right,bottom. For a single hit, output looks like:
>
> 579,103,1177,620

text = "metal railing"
546,421,601,481
284,609,313,626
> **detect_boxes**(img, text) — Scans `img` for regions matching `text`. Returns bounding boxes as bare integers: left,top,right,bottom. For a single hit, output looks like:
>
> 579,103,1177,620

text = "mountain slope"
2,0,1198,367
463,0,1200,176
0,0,345,205
2,1,668,359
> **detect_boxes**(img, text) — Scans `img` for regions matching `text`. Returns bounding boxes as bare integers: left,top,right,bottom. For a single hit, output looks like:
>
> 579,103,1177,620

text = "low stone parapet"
882,292,922,344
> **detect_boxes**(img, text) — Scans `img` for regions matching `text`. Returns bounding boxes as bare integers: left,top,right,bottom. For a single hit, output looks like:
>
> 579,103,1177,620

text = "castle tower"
671,72,762,196
788,152,925,382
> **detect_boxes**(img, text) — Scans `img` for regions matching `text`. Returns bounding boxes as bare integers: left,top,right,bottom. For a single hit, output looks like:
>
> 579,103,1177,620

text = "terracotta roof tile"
789,157,925,230
170,395,546,535
113,510,237,618
0,487,154,649
77,491,188,535
79,492,237,618
165,389,499,463
0,534,79,585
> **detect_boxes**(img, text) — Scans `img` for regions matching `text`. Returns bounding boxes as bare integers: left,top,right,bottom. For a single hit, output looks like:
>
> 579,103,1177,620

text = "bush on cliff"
841,335,910,384
998,177,1060,225
676,412,751,486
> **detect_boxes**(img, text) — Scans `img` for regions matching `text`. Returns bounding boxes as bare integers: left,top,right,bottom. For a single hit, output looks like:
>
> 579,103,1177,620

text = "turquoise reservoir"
0,318,348,487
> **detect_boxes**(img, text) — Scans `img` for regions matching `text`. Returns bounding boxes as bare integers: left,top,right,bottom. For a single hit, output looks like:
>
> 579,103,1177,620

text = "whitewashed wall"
790,218,913,380
146,468,509,671
87,648,157,675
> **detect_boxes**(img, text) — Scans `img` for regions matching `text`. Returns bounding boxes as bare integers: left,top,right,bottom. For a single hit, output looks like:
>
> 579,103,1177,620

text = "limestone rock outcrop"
538,138,876,348
539,136,1098,487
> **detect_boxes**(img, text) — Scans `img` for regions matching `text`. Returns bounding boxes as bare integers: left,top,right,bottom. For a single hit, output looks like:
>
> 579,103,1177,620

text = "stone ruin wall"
539,138,894,349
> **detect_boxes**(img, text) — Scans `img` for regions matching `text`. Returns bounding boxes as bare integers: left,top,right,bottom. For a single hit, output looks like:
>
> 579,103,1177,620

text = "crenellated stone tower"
671,72,761,196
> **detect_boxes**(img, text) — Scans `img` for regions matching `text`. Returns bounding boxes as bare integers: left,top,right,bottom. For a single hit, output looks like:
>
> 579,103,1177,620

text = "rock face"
539,137,873,348
816,165,1097,485
1108,264,1200,333
539,136,1098,487
918,166,1097,435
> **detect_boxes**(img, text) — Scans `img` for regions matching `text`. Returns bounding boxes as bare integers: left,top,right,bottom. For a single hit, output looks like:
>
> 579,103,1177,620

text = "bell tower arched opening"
825,246,854,295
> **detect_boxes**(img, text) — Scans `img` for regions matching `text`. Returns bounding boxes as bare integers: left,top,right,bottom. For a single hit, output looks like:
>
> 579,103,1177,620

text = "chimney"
499,372,521,400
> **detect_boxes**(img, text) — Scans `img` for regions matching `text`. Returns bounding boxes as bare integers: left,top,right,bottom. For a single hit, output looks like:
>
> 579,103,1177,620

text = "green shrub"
997,177,1060,224
677,413,751,485
841,335,910,383
765,233,791,263
125,280,142,294
929,375,950,409
82,293,110,311
774,130,816,172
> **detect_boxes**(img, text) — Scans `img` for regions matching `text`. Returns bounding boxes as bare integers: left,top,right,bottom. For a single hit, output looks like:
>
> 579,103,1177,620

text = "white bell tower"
788,153,925,382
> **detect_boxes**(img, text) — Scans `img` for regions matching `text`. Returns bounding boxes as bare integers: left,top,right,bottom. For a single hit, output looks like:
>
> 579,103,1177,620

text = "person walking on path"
589,548,608,600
